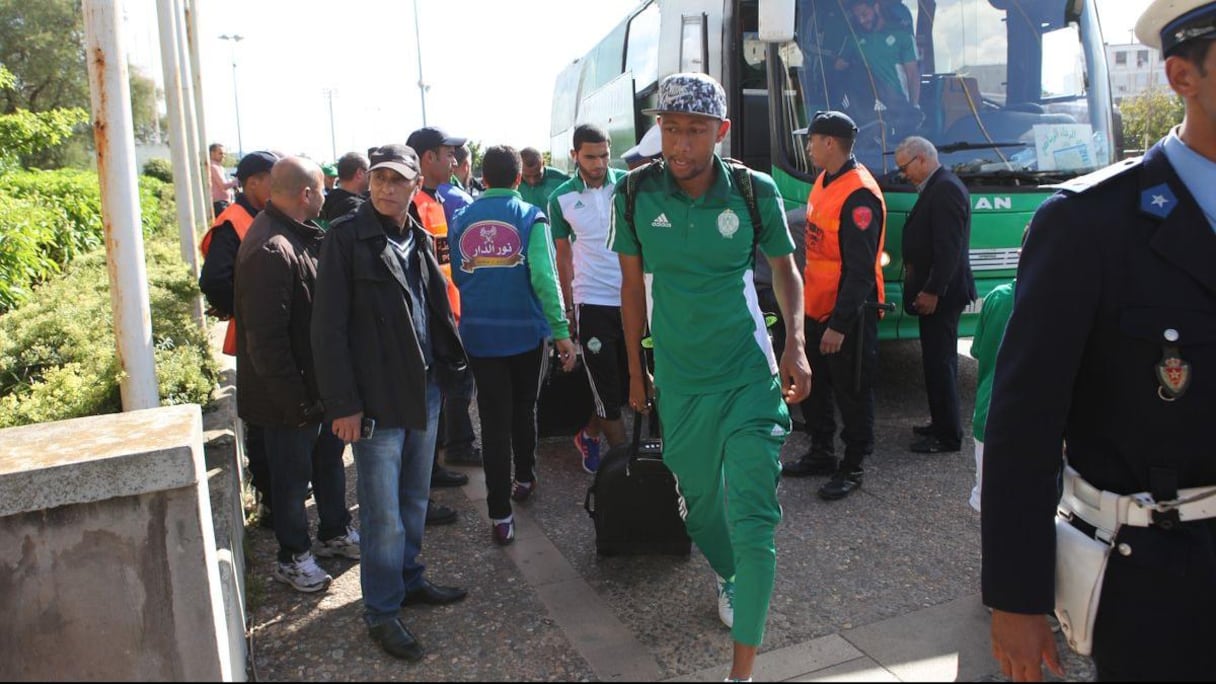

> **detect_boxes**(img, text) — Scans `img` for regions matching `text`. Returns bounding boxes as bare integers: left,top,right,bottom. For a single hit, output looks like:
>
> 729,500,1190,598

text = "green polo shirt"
970,281,1015,442
608,156,794,395
852,27,917,99
518,166,570,210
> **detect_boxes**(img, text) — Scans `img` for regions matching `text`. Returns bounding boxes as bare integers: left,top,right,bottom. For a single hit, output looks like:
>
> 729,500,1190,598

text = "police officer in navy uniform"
983,1,1216,680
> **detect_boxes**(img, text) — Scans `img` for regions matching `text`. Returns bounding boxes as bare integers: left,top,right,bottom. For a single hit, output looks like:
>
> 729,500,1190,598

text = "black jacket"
199,193,260,317
311,201,468,430
233,203,326,427
320,187,365,224
901,166,976,313
981,143,1216,613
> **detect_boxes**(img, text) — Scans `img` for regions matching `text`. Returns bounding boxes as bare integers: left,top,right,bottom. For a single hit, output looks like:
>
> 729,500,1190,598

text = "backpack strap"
722,157,765,263
622,158,665,234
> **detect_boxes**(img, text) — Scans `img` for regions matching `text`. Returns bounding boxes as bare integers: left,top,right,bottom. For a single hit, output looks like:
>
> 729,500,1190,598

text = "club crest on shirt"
459,220,524,272
718,208,740,238
852,206,873,231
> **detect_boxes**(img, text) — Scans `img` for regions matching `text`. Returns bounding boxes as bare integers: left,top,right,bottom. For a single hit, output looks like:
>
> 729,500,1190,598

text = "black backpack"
584,410,691,556
621,157,764,248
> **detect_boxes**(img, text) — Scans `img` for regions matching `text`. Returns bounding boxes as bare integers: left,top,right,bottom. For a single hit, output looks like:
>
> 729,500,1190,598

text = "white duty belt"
1059,465,1216,541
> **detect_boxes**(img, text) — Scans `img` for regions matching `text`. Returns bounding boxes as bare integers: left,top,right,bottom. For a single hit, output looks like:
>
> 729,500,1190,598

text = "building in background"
1106,42,1164,103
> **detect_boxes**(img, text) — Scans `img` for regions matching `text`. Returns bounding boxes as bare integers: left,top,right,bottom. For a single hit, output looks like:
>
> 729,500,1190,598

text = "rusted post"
156,0,206,329
82,0,160,411
172,0,209,251
183,0,214,226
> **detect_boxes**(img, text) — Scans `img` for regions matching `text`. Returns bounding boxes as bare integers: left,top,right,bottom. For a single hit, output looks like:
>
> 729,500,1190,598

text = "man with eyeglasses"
893,136,975,455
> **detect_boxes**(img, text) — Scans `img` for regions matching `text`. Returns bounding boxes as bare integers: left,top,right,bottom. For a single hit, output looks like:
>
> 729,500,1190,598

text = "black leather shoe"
781,451,836,477
910,435,961,453
818,470,863,500
402,579,468,607
912,423,935,437
445,445,483,466
431,466,469,488
425,500,457,526
368,618,424,661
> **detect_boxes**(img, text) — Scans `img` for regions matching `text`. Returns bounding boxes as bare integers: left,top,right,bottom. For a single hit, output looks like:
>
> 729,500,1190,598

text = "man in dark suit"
894,137,975,453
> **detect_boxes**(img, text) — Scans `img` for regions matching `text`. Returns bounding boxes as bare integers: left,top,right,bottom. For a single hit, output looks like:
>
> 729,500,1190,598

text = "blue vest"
450,194,550,357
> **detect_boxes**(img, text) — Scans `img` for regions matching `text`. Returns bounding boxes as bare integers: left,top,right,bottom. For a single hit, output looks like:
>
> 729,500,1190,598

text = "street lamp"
322,87,337,162
218,33,244,157
412,0,428,126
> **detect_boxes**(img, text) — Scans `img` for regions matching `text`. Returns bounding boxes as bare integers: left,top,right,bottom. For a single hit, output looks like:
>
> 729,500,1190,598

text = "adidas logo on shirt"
574,200,585,209
651,213,672,228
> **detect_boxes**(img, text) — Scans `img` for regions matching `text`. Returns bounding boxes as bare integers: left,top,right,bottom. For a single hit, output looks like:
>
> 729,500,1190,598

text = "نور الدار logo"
717,208,740,238
459,220,524,272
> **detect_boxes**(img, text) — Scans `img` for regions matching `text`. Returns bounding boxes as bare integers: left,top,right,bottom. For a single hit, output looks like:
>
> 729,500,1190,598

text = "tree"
0,65,88,171
1120,87,1185,153
1,0,164,165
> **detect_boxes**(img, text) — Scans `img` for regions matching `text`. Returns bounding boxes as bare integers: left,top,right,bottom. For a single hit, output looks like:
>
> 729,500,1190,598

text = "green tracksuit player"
609,72,811,683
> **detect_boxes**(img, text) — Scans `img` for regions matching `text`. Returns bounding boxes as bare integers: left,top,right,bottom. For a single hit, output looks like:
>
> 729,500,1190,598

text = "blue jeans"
352,380,441,625
262,421,351,563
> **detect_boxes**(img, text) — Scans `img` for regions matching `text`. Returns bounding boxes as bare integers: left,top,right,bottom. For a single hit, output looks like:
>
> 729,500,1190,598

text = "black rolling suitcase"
584,411,691,556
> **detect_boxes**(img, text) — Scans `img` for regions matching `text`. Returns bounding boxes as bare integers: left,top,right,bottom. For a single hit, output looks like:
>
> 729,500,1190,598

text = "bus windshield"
769,0,1114,185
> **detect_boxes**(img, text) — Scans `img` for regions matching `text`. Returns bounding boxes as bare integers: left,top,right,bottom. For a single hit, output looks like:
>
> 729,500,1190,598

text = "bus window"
775,0,1113,184
625,2,661,92
681,14,708,73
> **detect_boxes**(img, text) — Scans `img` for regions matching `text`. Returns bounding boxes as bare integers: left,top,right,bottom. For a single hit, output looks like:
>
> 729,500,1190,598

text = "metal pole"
220,34,245,157
83,0,160,411
326,89,337,161
156,0,206,329
412,0,427,126
172,0,209,256
183,0,213,225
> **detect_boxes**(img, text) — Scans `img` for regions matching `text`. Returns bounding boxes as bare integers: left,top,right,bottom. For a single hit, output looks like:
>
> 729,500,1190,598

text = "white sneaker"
316,526,360,560
717,575,735,628
273,550,332,593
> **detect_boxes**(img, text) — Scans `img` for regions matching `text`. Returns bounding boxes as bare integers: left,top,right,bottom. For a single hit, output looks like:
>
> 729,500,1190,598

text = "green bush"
143,157,173,183
0,226,218,427
0,169,175,312
0,172,218,427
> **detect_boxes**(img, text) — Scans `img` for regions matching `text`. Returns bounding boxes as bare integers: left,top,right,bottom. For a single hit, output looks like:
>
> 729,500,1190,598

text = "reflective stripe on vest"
199,202,255,355
413,190,461,321
804,165,886,322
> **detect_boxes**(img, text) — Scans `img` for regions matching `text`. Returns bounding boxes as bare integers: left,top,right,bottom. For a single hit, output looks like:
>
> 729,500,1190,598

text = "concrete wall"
0,404,236,680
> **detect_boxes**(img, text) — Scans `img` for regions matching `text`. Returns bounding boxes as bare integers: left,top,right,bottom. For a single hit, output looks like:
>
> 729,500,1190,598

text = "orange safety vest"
412,190,461,322
199,202,255,355
804,165,886,322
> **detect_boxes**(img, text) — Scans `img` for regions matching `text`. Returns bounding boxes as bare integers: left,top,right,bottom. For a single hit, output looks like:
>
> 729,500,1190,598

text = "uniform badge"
718,208,740,239
587,337,603,355
1140,183,1176,219
1156,345,1191,400
886,34,896,46
852,206,873,231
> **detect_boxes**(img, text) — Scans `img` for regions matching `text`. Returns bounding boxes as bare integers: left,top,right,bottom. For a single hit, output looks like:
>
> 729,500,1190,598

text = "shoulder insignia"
1140,183,1177,219
1054,156,1142,195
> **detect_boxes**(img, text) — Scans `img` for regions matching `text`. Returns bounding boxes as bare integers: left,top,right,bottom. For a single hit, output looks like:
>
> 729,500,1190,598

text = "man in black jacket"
319,150,369,225
312,144,470,662
894,136,975,453
234,157,357,594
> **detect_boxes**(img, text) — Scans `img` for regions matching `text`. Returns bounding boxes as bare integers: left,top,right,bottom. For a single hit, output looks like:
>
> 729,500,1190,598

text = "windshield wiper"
955,168,1071,184
934,141,1029,154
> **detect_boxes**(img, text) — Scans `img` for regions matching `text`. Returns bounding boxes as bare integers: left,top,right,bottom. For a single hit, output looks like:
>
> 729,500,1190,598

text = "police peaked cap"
1136,0,1216,57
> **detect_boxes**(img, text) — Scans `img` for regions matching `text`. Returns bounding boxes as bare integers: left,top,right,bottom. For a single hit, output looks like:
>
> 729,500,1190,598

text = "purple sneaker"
511,479,536,503
491,518,515,546
574,428,602,474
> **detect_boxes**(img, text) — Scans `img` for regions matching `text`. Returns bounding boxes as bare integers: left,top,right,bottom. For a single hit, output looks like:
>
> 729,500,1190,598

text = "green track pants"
657,375,791,646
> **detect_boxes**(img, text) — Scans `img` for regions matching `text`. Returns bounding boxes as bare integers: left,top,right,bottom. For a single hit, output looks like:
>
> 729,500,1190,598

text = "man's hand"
820,327,846,355
628,371,655,414
913,291,939,316
990,610,1063,682
332,412,364,444
554,338,577,373
779,341,812,404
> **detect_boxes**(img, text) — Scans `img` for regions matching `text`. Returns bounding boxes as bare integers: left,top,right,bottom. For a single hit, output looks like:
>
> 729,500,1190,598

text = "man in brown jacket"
234,156,358,594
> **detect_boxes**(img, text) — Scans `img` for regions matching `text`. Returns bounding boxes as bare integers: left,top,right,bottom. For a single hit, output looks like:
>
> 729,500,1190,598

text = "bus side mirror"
758,0,795,42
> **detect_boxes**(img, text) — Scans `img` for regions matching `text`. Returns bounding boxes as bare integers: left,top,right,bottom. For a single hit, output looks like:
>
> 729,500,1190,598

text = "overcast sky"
121,0,1151,162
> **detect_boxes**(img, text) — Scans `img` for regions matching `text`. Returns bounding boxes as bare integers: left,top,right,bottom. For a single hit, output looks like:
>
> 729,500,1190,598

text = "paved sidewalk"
243,341,1095,681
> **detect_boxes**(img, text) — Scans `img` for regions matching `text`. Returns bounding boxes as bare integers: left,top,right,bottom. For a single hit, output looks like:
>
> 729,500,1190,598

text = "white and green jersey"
549,168,627,307
608,156,794,395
